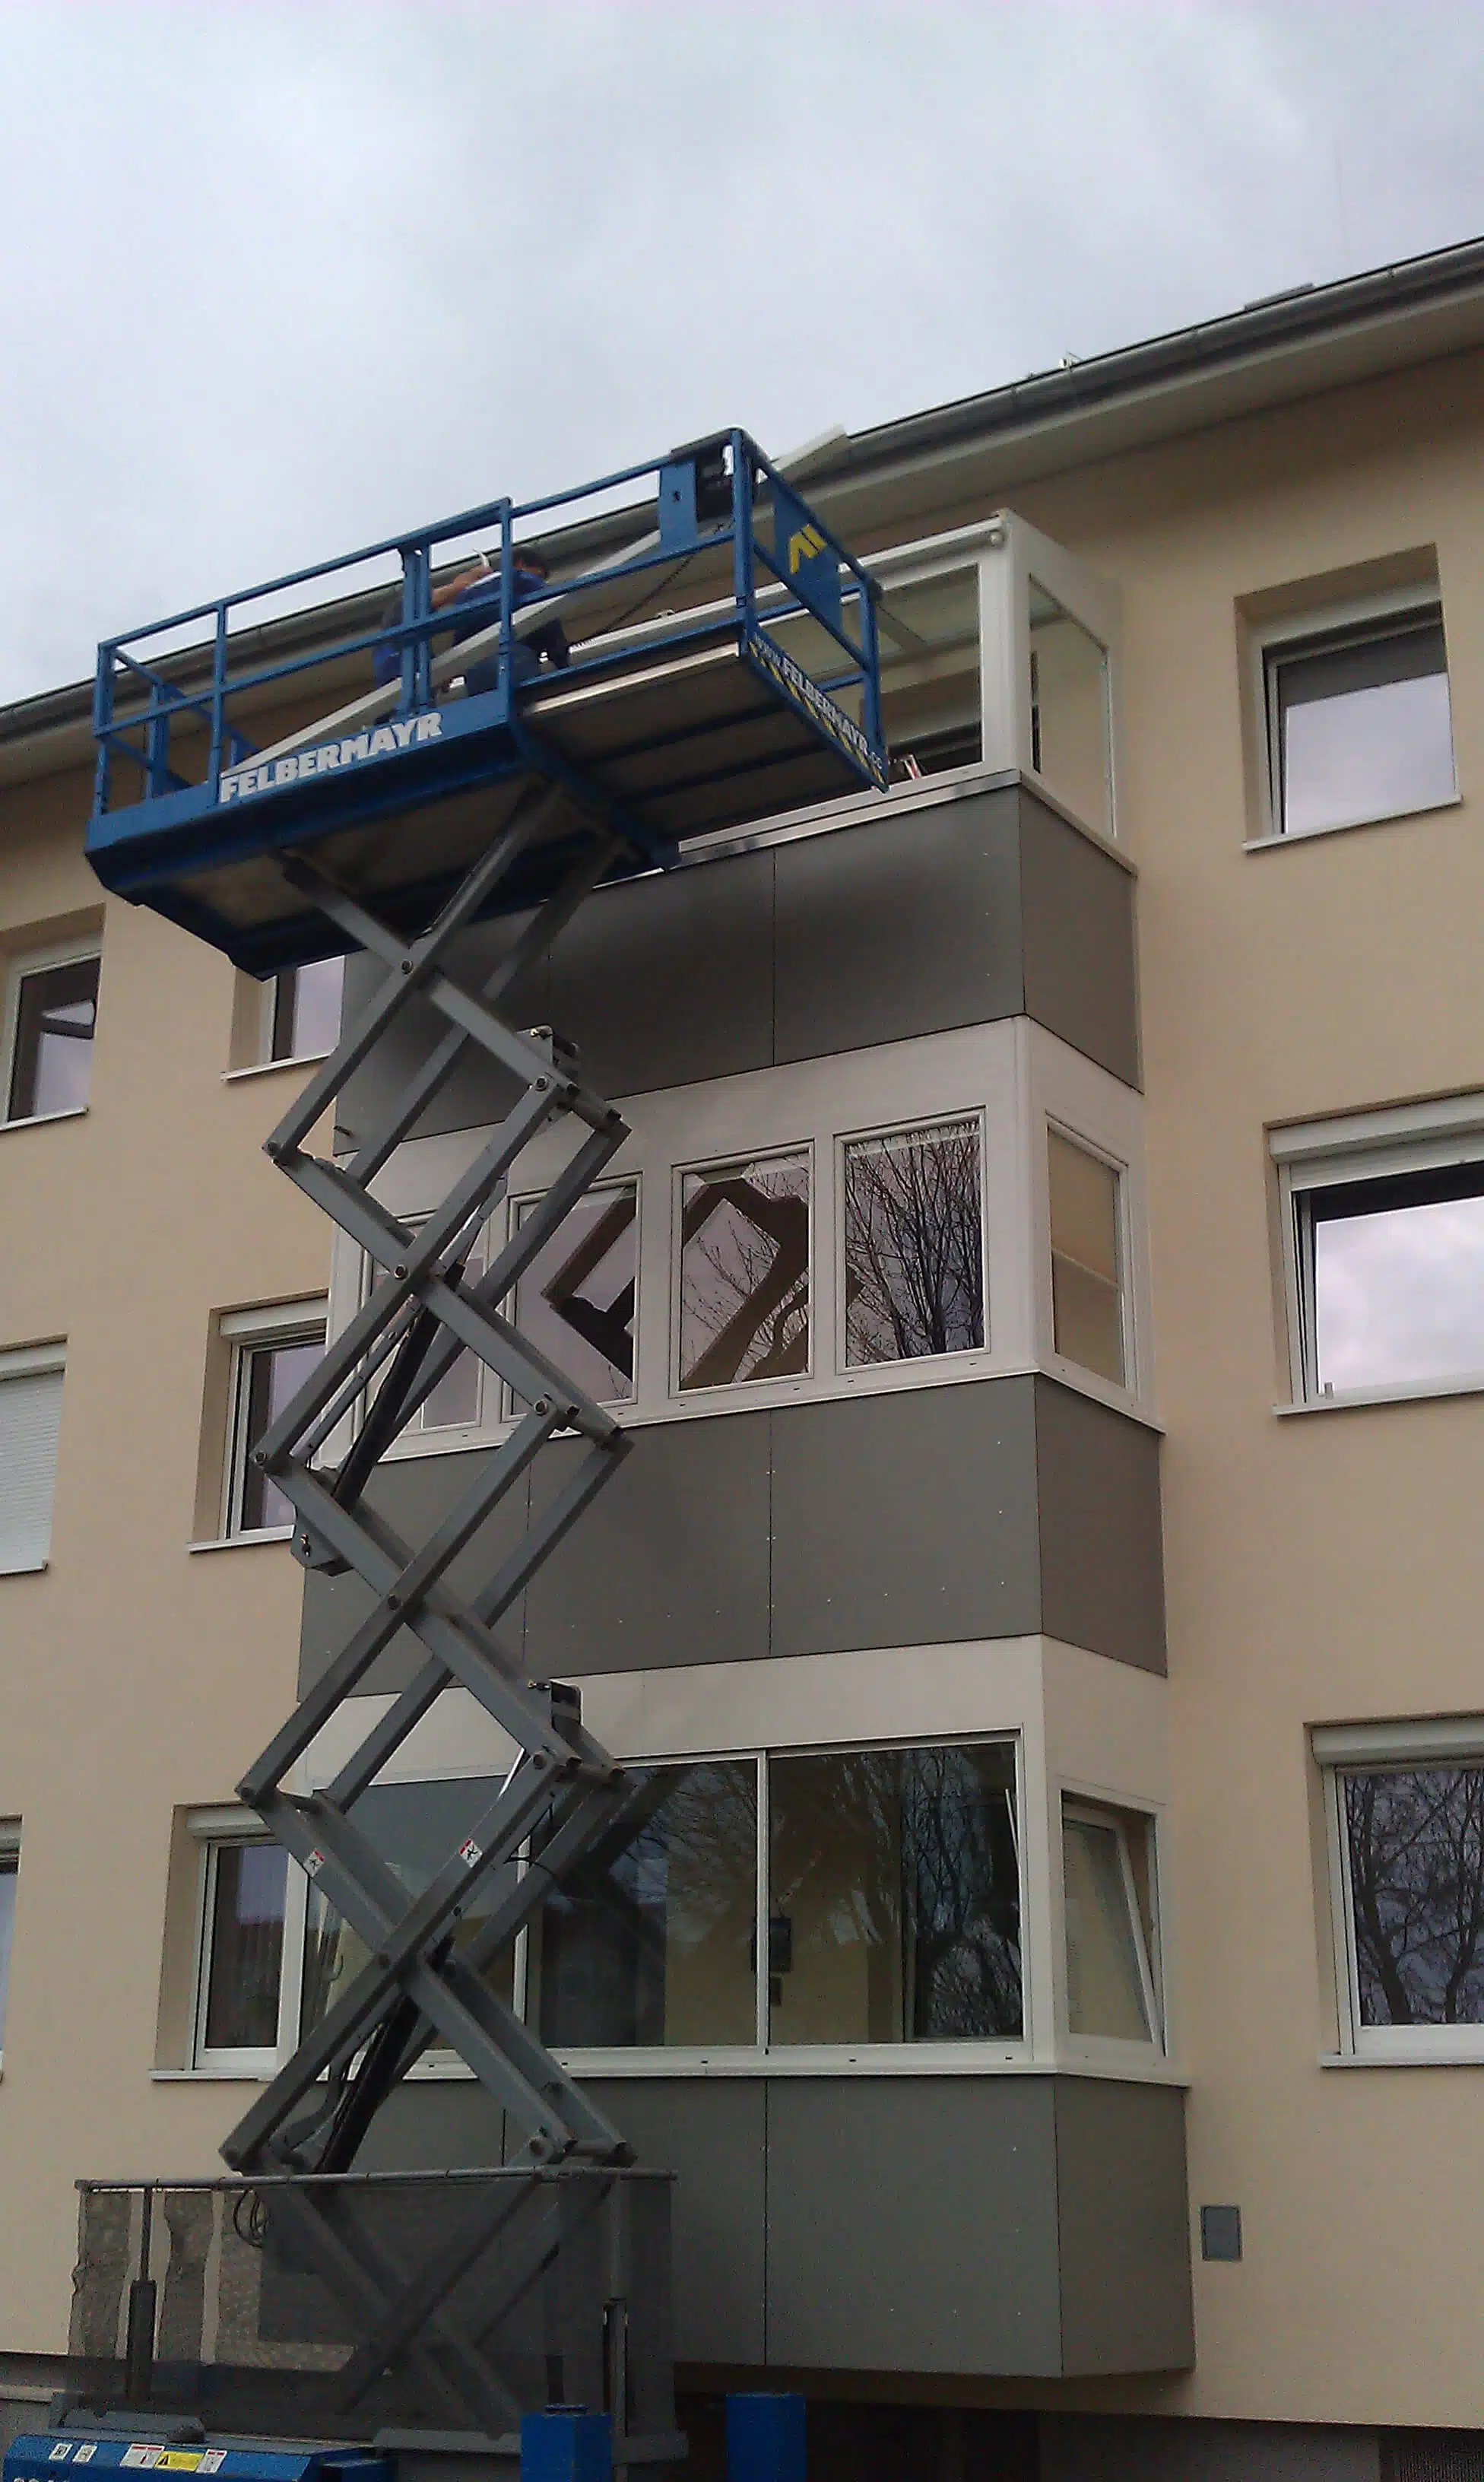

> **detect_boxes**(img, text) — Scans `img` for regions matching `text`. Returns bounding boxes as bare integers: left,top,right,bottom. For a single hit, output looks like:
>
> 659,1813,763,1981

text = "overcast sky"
3,1,1483,705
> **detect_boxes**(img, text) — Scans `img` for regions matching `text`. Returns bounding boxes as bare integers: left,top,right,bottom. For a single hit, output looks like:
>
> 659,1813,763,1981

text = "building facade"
6,240,1484,2477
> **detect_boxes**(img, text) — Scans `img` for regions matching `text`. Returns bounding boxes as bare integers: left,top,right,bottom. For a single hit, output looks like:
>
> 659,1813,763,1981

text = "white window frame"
190,1811,306,2077
327,1023,1153,1465
671,1140,816,1401
1272,1093,1484,1412
0,1341,66,1578
220,1300,328,1540
1,939,101,1130
1042,1119,1134,1399
1248,582,1458,848
834,1109,991,1376
262,957,346,1068
1315,1719,1484,2065
504,1173,642,1422
1058,1794,1163,2061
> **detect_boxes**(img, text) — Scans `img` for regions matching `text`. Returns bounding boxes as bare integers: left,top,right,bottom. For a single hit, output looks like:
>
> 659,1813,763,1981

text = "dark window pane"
0,1858,18,2050
768,1744,1022,2045
271,957,344,1062
515,1184,637,1404
537,1762,757,2048
204,1842,287,2052
1273,616,1454,836
1344,1766,1484,2027
844,1120,983,1365
1309,1170,1484,1395
239,1332,323,1531
8,957,99,1121
303,1778,515,2038
679,1154,809,1390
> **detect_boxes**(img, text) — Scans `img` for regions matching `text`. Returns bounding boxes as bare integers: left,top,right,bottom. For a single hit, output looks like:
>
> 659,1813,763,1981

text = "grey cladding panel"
298,1450,531,1696
336,922,551,1151
547,850,775,1097
765,2077,1062,2375
1035,1379,1165,1673
773,789,1026,1064
769,1381,1044,1656
1053,2080,1194,2376
585,2078,766,2366
524,1413,772,1676
1019,794,1140,1089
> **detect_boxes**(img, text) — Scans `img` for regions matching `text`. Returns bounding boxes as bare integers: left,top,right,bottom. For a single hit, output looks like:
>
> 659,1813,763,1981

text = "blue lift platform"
65,438,881,2474
85,433,886,976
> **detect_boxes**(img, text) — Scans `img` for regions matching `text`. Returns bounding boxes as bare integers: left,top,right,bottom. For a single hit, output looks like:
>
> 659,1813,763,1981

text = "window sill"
151,2066,274,2084
0,1559,49,1579
186,1527,295,1554
544,2046,1188,2082
1245,789,1462,851
0,1106,88,1135
222,1054,333,1084
1276,1370,1484,1417
1320,2048,1484,2069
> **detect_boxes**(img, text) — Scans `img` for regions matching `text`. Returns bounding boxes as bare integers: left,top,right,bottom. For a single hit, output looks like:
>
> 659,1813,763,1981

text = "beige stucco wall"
2,337,1484,2430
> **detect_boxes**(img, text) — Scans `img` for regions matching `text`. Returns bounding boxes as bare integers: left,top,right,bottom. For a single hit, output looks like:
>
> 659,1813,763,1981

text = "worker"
371,549,569,697
455,548,569,697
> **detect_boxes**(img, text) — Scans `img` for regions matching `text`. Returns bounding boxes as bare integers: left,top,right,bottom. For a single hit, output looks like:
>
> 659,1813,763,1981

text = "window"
221,1306,325,1537
1048,1128,1126,1385
269,957,344,1062
0,1345,65,1576
196,1836,291,2068
1062,1800,1159,2046
767,1744,1022,2046
677,1151,810,1391
1274,1103,1484,1405
4,947,100,1124
842,1119,985,1366
192,1781,520,2071
513,1182,637,1407
0,1832,21,2055
1029,581,1113,841
1263,601,1455,840
1318,1727,1484,2060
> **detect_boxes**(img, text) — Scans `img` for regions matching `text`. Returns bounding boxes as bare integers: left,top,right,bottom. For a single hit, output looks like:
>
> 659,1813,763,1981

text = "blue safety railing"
90,431,883,829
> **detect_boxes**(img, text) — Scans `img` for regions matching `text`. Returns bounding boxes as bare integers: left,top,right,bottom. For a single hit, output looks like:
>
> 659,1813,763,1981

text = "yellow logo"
788,524,826,574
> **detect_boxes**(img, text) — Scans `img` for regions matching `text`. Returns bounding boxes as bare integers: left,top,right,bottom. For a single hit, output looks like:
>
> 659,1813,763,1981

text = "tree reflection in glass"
678,1154,809,1390
768,1743,1022,2044
536,1761,759,2047
1344,1765,1484,2025
301,1778,515,2041
843,1119,984,1365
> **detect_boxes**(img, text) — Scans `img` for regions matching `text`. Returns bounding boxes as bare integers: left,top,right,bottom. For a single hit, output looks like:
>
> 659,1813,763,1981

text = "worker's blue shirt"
373,566,563,688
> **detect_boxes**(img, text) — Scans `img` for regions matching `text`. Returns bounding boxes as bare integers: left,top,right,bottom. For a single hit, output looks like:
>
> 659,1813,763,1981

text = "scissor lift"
78,437,886,2463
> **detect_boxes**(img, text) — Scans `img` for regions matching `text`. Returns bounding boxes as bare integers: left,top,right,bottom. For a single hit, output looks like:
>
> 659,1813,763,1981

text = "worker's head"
513,547,549,581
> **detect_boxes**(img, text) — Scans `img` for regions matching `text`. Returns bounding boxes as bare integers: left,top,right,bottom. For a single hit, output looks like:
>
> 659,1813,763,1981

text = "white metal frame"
670,1138,817,1398
1248,581,1458,847
832,1108,990,1377
1272,1093,1484,1410
190,1811,306,2077
502,1173,642,1424
325,1021,1154,1465
1314,1720,1484,2064
1057,1794,1163,2062
220,1300,328,1539
0,938,102,1131
260,956,347,1069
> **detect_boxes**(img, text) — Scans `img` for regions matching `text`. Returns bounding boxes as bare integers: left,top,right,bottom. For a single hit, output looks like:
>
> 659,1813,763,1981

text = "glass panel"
1048,1131,1124,1384
1275,617,1454,836
843,1119,984,1365
1029,584,1111,836
203,1842,287,2052
418,1227,487,1430
679,1153,810,1390
1344,1766,1484,2027
274,957,345,1061
536,1762,758,2048
767,1744,1022,2045
1063,1812,1151,2040
303,1777,517,2039
1311,1174,1484,1395
515,1183,637,1404
8,957,99,1121
239,1332,323,1530
877,567,981,776
0,1859,18,2050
